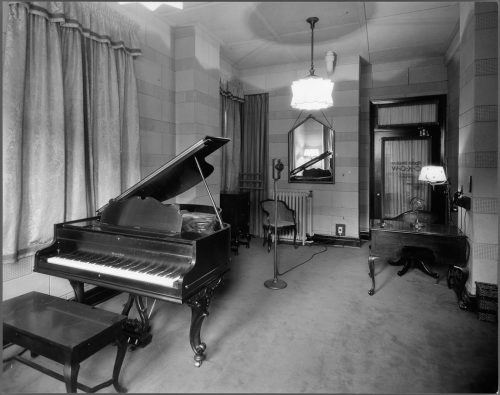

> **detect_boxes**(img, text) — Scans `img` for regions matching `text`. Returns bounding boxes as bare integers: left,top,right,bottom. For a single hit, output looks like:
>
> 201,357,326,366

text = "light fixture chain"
310,21,315,75
307,17,318,76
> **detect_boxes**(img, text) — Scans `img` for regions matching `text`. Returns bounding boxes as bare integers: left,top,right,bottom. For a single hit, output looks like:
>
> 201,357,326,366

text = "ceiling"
152,2,459,69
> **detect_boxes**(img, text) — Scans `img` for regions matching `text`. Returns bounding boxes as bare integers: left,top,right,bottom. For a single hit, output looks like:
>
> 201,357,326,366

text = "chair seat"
267,220,295,228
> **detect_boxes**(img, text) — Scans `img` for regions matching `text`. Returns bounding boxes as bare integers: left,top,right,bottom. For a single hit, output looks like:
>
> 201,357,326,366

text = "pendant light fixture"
291,17,334,111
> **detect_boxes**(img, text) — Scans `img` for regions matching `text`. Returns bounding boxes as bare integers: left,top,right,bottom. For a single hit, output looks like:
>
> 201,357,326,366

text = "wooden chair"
260,199,298,252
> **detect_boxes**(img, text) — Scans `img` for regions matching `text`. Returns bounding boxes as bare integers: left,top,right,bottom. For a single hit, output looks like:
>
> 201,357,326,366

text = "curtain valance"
220,78,245,102
10,1,142,56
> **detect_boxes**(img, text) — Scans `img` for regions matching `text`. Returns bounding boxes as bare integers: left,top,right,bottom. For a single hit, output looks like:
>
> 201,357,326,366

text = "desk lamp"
418,166,450,224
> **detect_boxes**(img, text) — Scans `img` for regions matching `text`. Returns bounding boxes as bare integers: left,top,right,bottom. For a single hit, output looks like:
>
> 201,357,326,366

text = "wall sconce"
325,51,336,75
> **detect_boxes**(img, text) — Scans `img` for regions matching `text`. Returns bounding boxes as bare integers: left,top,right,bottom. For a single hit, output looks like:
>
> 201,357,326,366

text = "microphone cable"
277,245,328,276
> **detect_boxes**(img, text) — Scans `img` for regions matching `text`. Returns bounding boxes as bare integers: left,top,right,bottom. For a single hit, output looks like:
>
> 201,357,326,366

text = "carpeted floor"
2,240,498,393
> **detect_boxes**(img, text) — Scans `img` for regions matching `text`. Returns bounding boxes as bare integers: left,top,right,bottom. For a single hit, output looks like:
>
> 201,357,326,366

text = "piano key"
155,266,177,277
46,256,181,288
137,263,161,273
144,264,168,275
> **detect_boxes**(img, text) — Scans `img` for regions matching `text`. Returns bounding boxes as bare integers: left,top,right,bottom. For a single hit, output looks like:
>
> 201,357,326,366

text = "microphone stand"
264,159,287,290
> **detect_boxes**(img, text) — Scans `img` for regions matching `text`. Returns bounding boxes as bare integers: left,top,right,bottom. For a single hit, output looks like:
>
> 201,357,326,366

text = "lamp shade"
418,166,447,184
291,75,334,110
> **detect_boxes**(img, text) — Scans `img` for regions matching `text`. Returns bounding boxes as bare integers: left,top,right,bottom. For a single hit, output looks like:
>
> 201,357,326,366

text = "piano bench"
3,291,128,393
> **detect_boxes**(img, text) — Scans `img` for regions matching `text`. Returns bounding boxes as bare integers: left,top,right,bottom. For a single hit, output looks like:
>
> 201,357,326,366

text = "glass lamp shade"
418,166,447,184
291,75,334,110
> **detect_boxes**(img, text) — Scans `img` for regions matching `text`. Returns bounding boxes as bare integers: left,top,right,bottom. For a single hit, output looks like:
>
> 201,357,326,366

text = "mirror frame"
288,114,335,184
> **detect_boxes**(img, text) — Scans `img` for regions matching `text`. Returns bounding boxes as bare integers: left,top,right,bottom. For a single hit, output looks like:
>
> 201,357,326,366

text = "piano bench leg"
112,336,128,393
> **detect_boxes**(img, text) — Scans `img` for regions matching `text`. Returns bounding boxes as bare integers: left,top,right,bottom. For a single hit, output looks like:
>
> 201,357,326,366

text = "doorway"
370,96,446,224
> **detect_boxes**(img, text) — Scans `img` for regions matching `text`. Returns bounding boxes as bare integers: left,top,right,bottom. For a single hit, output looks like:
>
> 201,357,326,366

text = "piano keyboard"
47,251,184,288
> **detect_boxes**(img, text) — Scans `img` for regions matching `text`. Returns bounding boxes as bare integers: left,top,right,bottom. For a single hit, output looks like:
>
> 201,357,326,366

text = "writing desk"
368,220,468,302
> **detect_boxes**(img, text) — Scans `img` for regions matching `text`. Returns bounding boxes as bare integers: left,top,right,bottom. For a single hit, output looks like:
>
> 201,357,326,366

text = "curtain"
378,103,438,126
3,2,142,264
220,79,244,193
241,93,269,236
382,138,431,218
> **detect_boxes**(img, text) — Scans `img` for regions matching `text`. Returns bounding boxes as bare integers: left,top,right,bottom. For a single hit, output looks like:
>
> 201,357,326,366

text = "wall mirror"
288,114,335,183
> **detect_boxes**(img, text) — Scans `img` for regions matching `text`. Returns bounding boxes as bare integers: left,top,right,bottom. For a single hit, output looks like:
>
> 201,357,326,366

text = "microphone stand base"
264,278,287,290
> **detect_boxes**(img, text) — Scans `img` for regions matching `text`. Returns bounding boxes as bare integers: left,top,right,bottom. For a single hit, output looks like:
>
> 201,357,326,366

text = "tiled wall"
240,56,361,238
173,25,222,206
359,57,449,233
114,3,176,179
458,2,498,292
445,30,461,227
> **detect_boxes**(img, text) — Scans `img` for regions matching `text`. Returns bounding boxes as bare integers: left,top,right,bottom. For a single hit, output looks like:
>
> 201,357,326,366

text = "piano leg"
187,277,224,367
69,280,85,303
188,297,209,367
121,294,135,316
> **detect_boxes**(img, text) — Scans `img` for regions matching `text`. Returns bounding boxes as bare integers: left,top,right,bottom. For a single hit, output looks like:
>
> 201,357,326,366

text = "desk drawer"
371,230,467,266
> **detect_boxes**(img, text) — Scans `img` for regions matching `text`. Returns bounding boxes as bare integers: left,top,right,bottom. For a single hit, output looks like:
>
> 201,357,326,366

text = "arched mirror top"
288,114,335,184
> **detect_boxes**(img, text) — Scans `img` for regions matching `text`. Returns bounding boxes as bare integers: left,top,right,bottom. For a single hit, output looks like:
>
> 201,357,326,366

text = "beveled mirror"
288,114,334,183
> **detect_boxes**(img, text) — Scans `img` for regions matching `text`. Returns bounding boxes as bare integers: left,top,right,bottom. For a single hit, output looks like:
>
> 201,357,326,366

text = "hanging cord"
289,110,304,131
277,245,328,276
320,110,334,130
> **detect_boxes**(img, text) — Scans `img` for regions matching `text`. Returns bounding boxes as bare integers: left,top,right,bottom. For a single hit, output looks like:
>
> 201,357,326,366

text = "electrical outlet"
336,224,346,237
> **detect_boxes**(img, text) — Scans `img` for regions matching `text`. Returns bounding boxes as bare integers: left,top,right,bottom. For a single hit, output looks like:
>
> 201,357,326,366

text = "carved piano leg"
188,297,209,367
69,280,85,303
368,255,376,296
186,278,223,367
397,258,411,276
121,294,135,316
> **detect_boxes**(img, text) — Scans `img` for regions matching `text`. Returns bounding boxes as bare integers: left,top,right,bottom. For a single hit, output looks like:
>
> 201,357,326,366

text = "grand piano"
35,136,231,367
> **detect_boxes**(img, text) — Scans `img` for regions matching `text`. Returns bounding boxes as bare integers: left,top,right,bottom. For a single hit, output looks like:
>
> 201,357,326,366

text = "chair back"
260,199,295,224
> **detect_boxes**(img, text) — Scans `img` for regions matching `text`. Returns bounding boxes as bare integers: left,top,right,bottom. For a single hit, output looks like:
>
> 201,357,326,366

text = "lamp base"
264,278,287,290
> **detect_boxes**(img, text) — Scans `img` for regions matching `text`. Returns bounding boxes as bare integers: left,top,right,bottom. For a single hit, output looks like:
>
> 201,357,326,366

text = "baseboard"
310,234,362,248
360,231,370,240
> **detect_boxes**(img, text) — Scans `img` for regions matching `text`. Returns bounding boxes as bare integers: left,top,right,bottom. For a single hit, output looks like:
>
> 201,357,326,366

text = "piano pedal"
122,318,152,350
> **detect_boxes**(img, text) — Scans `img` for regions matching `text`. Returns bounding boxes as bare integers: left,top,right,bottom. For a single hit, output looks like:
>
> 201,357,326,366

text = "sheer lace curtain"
3,2,142,265
383,139,431,218
220,78,244,193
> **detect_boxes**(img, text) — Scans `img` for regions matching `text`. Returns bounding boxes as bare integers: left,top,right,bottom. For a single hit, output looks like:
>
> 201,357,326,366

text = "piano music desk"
3,291,128,393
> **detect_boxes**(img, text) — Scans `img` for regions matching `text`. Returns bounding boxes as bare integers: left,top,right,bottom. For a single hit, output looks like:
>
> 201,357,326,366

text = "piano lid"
97,136,229,213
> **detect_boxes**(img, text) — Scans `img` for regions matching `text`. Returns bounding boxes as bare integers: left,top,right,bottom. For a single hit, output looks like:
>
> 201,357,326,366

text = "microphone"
272,159,284,180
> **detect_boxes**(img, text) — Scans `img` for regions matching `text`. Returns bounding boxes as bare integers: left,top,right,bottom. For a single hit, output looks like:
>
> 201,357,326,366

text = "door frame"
369,95,447,223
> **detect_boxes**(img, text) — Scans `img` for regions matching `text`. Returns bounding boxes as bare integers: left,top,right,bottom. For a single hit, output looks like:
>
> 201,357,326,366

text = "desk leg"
368,255,376,295
63,361,79,393
112,335,128,393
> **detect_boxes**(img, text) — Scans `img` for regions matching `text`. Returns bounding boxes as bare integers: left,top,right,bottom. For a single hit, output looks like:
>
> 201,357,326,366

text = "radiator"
274,190,313,245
